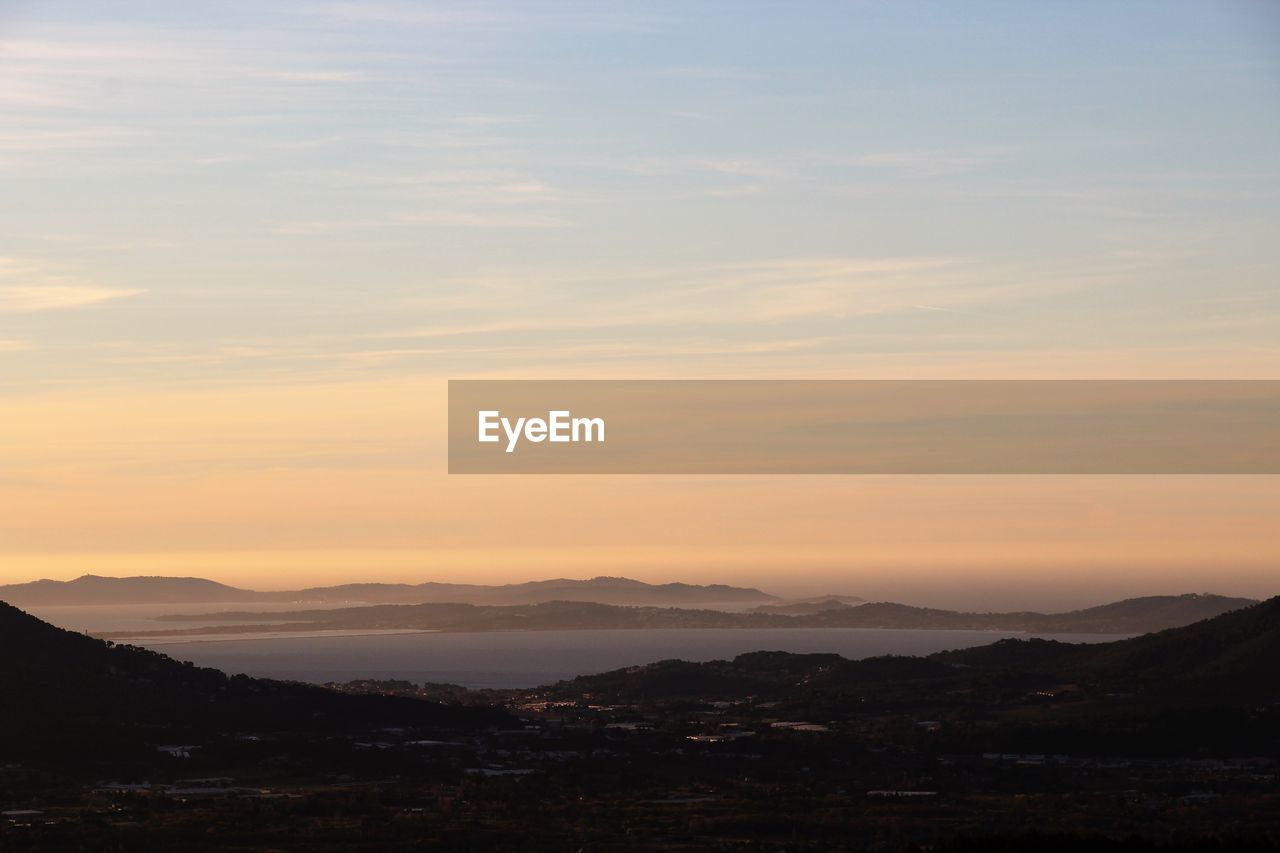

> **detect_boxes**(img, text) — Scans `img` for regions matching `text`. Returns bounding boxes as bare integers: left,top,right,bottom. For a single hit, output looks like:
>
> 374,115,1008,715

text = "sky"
2,1,1279,609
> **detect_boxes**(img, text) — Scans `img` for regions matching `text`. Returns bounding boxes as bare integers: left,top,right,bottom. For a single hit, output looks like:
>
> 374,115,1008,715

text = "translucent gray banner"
448,380,1280,474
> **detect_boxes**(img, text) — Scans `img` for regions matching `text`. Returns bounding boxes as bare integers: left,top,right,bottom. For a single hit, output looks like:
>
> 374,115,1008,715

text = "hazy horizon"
4,563,1275,613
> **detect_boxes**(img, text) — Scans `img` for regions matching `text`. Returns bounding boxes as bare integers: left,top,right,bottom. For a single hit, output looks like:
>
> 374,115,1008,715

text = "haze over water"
26,604,1128,689
135,629,1131,689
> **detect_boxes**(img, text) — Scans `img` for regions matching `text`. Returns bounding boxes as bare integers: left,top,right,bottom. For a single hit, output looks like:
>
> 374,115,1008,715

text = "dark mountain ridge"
539,595,1280,704
0,600,506,769
942,591,1280,691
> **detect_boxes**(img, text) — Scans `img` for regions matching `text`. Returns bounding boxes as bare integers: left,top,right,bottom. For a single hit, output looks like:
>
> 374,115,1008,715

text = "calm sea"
26,604,1131,689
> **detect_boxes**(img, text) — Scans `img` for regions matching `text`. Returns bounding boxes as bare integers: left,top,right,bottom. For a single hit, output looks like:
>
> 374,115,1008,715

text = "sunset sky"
2,1,1278,608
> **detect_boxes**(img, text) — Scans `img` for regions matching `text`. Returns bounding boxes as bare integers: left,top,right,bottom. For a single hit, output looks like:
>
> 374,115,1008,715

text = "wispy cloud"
0,126,144,152
649,67,765,81
597,156,790,179
314,2,663,33
0,258,142,313
273,210,569,234
0,25,402,130
829,150,1003,177
347,252,1144,363
594,150,1001,183
0,285,142,313
445,114,527,127
360,170,566,204
395,210,566,227
380,256,990,335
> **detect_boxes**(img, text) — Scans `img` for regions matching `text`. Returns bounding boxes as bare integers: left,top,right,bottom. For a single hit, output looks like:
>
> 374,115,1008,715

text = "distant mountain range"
0,574,258,605
109,592,1259,639
0,573,779,607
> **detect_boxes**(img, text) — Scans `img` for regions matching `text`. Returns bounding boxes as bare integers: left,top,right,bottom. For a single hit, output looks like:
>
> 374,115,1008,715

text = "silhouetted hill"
0,600,506,769
0,574,778,607
942,594,1280,695
1089,594,1280,687
543,649,953,701
537,596,1280,703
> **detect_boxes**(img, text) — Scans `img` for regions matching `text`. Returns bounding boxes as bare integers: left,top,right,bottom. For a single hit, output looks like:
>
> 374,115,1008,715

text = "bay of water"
131,629,1131,688
25,604,1131,689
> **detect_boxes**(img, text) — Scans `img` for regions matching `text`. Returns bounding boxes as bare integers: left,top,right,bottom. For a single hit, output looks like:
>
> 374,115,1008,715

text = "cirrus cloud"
0,257,142,313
